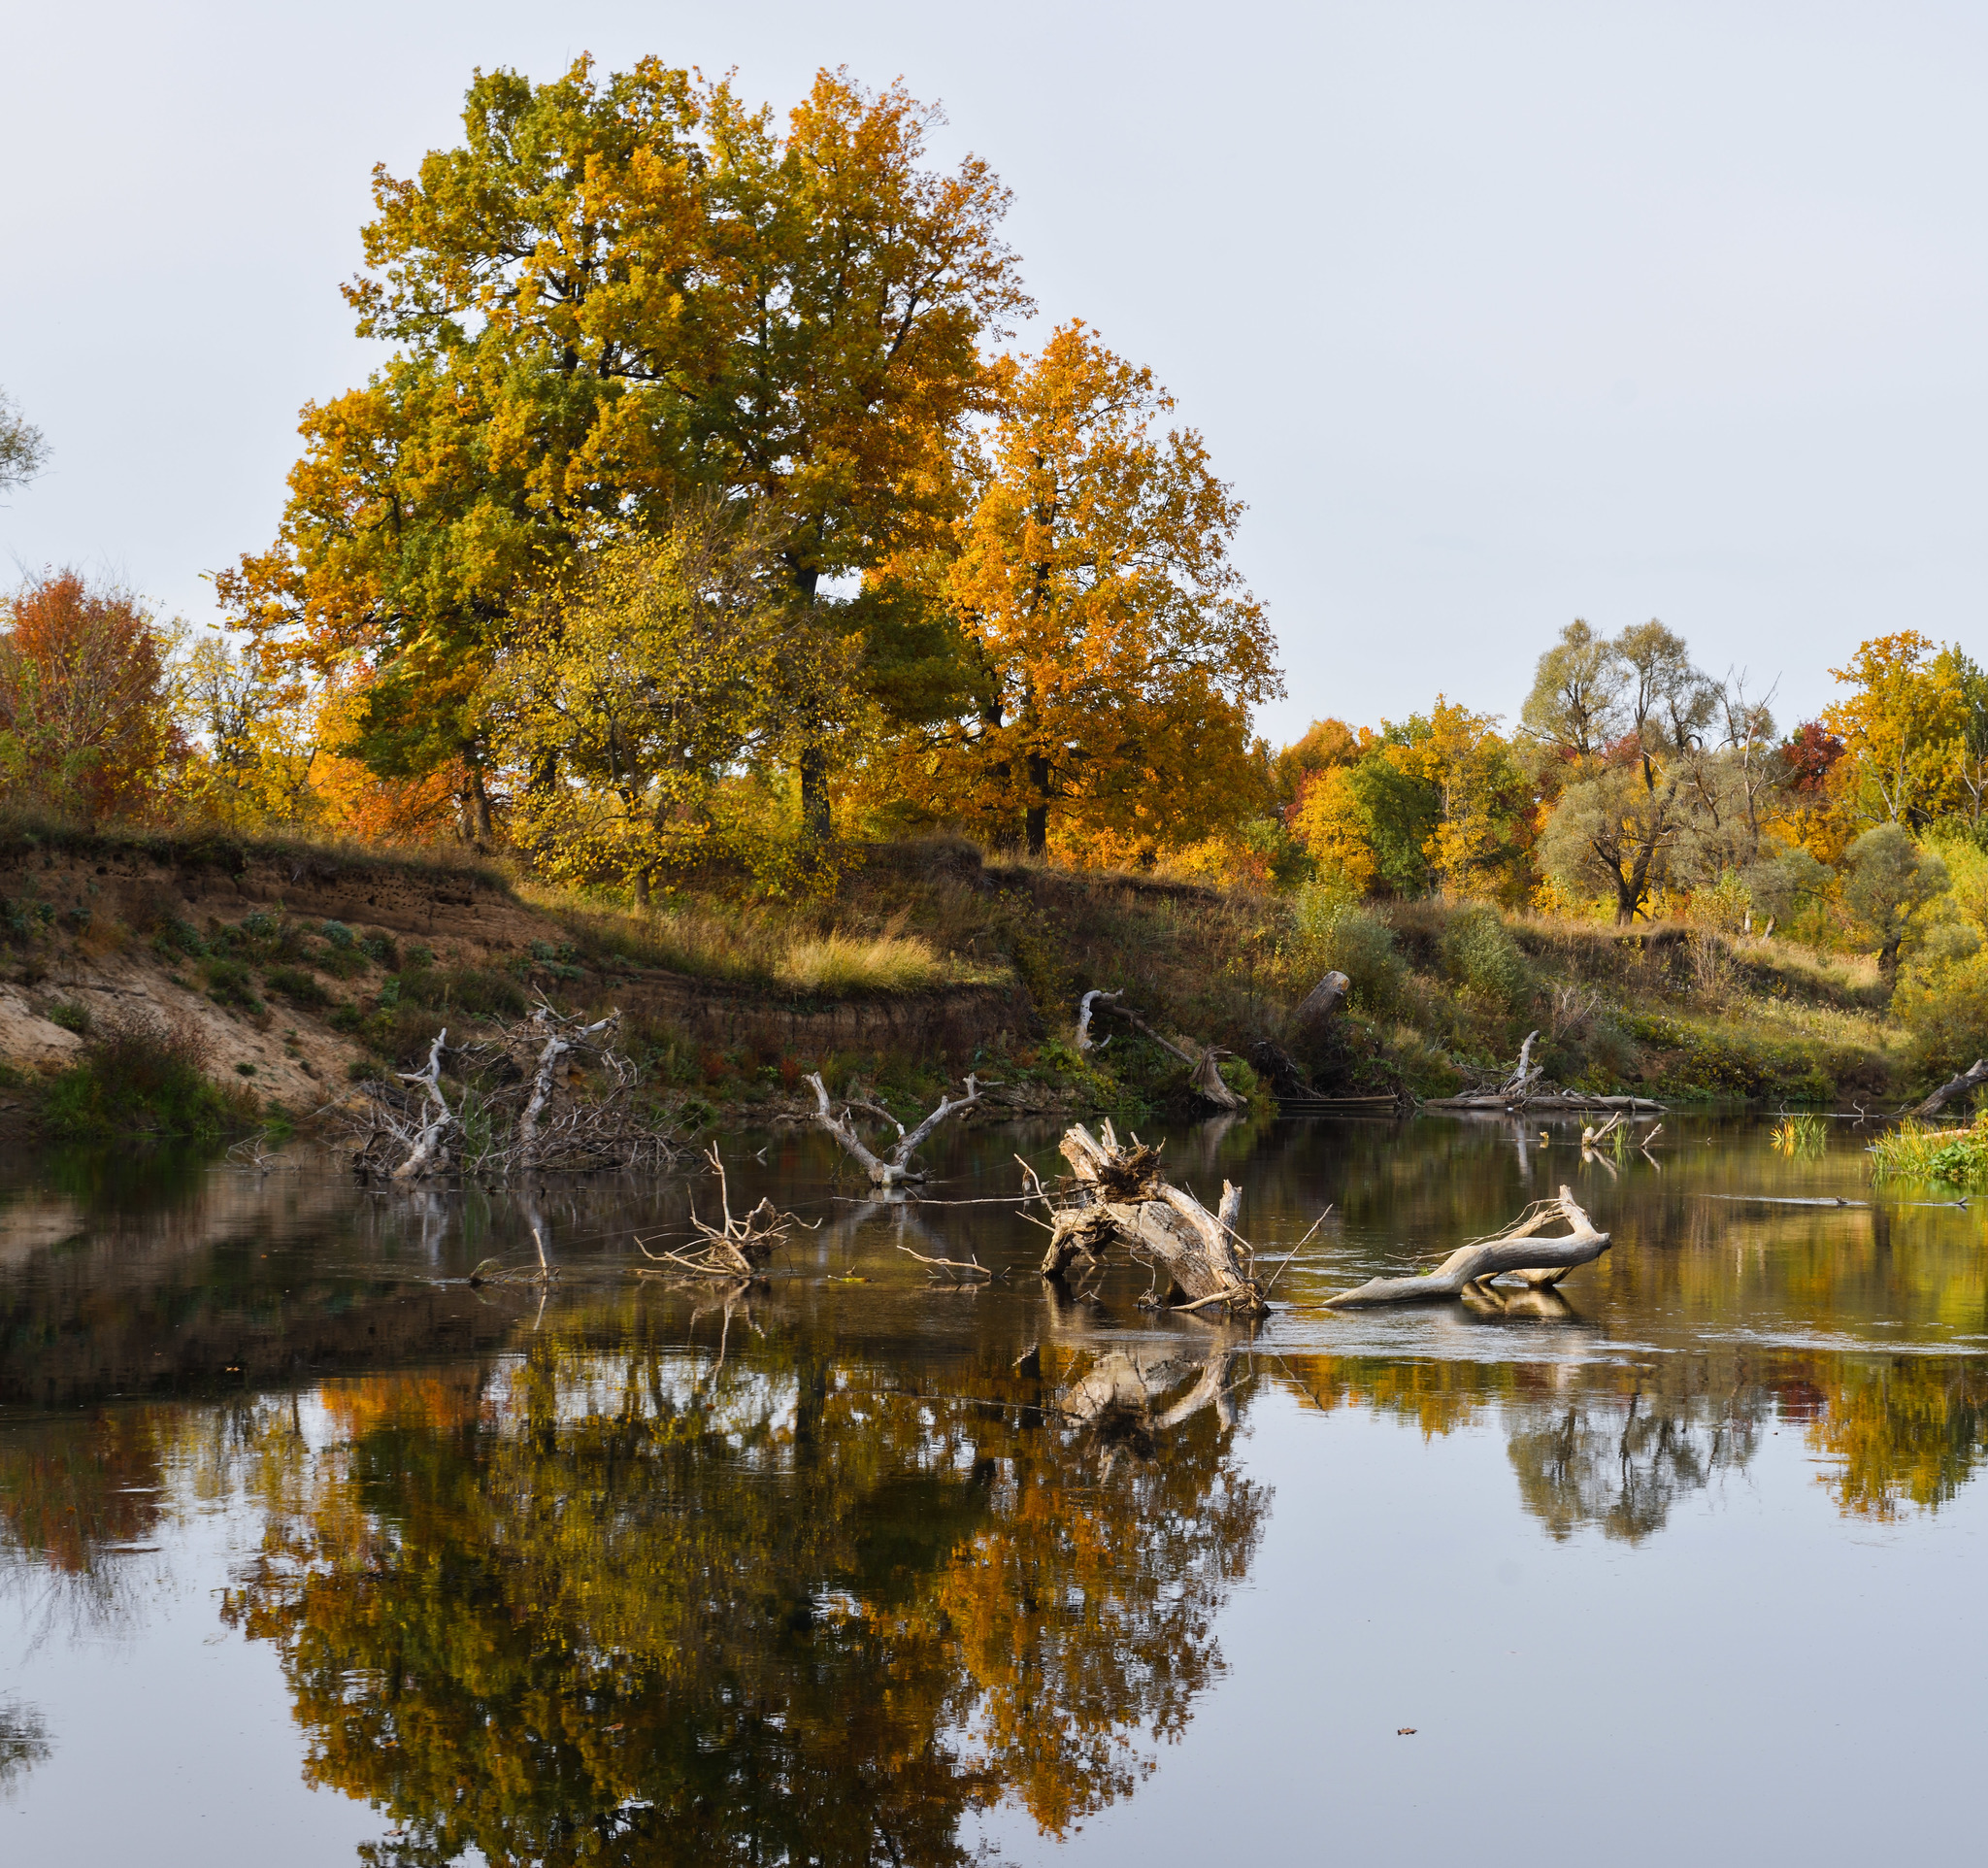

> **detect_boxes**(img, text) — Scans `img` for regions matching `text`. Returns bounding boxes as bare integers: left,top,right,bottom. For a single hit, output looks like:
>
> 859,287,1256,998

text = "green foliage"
318,919,354,949
265,965,331,1008
1440,905,1529,1011
201,956,264,1013
1872,1117,1988,1186
1293,883,1407,1015
1844,824,1948,973
1893,947,1988,1087
1345,756,1439,896
38,1010,256,1140
45,999,90,1036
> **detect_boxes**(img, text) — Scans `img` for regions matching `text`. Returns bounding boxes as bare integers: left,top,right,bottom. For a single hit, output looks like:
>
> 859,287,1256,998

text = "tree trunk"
467,761,494,843
1025,750,1051,856
800,745,832,841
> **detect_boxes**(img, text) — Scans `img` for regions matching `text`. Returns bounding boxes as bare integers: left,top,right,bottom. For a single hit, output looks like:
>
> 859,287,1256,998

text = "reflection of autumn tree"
1281,1347,1988,1537
1806,1358,1988,1520
921,1398,1263,1836
221,1327,1264,1865
1281,1355,1765,1543
0,1409,169,1577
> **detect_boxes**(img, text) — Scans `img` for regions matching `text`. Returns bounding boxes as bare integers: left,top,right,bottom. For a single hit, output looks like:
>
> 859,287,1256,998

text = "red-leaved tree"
0,571,183,822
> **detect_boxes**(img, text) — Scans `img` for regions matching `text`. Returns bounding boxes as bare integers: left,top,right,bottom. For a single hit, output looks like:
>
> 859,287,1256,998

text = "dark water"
2,1111,1984,1865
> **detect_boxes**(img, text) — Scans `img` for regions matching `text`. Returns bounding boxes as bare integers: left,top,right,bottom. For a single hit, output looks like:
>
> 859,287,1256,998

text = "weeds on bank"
1870,1117,1988,1187
39,1009,260,1140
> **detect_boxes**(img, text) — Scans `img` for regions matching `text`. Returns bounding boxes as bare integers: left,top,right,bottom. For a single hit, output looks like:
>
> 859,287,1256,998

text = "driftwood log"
1041,1120,1268,1316
1913,1058,1988,1119
804,1072,980,1185
1321,1185,1610,1308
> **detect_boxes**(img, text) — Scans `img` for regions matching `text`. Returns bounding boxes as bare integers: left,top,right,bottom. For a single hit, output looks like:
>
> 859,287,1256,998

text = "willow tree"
899,323,1279,858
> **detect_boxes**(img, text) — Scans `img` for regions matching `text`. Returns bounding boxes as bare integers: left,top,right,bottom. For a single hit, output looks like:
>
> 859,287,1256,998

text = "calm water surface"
1,1111,1982,1865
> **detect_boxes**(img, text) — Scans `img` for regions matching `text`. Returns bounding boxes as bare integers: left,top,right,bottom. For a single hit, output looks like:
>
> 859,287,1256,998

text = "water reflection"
2,1114,1988,1859
209,1316,1266,1864
0,1695,51,1798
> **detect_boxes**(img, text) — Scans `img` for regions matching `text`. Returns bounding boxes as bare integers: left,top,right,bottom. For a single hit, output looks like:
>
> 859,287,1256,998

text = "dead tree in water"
635,1145,803,1280
1320,1185,1609,1307
1039,1119,1269,1317
1913,1058,1988,1119
803,1071,981,1185
350,1001,686,1183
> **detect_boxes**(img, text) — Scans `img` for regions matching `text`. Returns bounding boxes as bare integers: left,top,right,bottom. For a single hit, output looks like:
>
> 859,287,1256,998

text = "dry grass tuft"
776,931,941,994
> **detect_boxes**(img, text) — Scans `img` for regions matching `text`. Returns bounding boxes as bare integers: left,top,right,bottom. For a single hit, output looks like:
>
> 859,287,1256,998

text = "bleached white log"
1321,1185,1609,1308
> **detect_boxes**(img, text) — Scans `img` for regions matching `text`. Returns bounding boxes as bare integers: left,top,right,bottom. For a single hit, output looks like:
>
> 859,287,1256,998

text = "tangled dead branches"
634,1145,812,1279
348,998,689,1183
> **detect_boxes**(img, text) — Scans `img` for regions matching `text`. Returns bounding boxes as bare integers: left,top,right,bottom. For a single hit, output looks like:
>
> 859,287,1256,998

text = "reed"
1870,1117,1988,1186
1771,1113,1828,1157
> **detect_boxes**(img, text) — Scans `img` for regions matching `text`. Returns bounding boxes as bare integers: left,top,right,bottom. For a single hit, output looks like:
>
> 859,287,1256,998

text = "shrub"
39,1008,255,1139
393,965,527,1018
1441,905,1529,1010
202,956,263,1012
1893,948,1988,1088
776,932,941,993
265,965,331,1007
45,999,91,1035
319,919,354,949
1292,884,1407,1016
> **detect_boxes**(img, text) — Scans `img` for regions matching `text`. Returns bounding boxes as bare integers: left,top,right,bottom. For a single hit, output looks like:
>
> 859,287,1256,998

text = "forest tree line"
2,55,1984,995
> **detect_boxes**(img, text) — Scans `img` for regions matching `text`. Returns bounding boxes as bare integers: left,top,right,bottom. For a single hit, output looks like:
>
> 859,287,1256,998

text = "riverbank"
0,820,1919,1142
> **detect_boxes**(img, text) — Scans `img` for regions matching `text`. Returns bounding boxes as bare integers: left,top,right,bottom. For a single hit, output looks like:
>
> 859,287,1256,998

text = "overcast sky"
3,0,1982,745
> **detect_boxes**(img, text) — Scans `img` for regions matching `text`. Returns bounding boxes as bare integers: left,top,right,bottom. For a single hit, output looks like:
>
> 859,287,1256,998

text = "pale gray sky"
3,0,1982,745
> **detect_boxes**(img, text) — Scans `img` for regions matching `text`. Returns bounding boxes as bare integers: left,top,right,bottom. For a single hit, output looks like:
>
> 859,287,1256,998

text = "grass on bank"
1870,1116,1988,1187
36,1009,260,1141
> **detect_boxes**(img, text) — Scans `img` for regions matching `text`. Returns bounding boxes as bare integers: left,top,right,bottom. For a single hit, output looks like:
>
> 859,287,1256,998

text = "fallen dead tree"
635,1145,805,1279
1073,990,1243,1111
349,1001,687,1183
1039,1119,1269,1317
1913,1058,1988,1119
804,1071,981,1185
1321,1184,1609,1308
1421,1033,1666,1114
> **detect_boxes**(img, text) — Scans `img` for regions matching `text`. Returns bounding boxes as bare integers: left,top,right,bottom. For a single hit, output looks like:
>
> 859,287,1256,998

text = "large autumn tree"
225,56,1024,846
894,323,1279,858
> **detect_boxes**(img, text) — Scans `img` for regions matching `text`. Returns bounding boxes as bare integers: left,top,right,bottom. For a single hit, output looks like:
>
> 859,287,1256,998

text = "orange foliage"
0,570,183,822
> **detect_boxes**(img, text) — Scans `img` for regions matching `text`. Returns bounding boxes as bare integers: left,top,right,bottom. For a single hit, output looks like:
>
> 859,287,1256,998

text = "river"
1,1108,1982,1864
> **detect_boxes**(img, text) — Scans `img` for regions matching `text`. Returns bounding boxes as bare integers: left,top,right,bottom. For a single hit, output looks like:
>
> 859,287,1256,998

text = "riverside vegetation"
0,812,1938,1158
5,54,1988,1150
